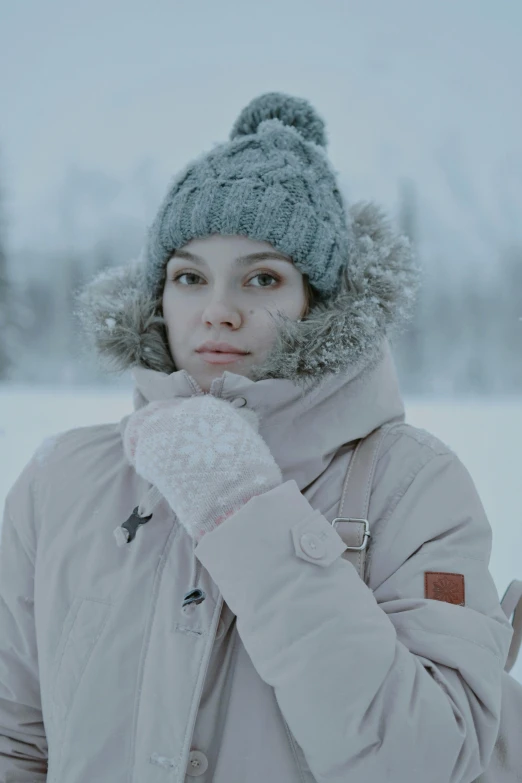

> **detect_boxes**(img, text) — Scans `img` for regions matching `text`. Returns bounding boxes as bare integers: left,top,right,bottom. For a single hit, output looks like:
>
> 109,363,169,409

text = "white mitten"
123,396,283,542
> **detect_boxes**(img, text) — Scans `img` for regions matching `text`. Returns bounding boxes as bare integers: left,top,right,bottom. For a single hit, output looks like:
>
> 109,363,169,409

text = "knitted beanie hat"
144,91,353,301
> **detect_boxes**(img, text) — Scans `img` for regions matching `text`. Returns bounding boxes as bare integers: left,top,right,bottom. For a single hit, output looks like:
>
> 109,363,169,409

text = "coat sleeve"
195,446,514,783
0,452,48,781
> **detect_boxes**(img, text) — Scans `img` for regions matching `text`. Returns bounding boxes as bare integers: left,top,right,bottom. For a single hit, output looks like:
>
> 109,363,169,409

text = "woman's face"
162,234,307,392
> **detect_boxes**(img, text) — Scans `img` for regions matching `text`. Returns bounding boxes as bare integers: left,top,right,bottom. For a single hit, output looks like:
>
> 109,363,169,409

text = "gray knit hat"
144,92,353,300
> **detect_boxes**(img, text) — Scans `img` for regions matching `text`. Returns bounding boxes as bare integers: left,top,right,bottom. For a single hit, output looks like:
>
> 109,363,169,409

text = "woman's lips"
197,351,249,364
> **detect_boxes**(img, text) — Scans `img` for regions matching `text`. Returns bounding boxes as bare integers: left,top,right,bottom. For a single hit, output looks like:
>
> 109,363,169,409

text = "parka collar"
124,337,405,494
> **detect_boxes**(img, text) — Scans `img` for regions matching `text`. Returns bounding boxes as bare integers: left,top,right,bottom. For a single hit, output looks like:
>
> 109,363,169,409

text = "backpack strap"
333,423,522,674
501,579,522,673
332,422,401,582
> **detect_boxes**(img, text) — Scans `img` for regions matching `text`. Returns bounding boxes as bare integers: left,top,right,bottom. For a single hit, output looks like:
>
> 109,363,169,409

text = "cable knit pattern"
122,396,283,542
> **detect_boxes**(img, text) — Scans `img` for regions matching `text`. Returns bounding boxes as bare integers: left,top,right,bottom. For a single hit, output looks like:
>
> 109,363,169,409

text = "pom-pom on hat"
144,91,354,300
229,91,328,147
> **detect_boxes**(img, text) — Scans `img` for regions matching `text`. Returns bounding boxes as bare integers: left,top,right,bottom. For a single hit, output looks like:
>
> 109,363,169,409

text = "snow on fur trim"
73,259,175,376
74,201,420,390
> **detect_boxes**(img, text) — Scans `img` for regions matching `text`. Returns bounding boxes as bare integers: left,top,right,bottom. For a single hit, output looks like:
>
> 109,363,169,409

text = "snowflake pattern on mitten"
123,396,282,541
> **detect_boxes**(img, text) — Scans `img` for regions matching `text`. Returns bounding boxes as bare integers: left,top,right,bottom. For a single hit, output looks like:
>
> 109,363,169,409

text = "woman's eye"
173,272,201,285
249,273,280,287
172,272,280,288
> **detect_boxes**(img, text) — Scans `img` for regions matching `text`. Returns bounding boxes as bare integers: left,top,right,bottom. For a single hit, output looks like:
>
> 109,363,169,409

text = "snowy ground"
0,384,521,684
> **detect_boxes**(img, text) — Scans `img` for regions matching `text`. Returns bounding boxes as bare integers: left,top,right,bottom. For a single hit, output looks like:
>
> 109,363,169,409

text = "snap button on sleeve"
300,532,326,559
291,511,347,567
231,396,247,407
186,749,208,776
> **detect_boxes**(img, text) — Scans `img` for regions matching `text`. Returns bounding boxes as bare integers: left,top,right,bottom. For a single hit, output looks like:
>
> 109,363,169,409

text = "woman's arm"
0,455,48,781
195,440,513,783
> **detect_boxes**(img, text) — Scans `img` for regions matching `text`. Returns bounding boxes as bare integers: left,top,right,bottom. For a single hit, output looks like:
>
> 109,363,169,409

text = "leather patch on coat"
424,572,465,606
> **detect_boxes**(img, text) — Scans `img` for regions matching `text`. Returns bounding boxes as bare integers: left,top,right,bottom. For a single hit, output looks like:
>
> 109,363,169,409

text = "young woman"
0,92,513,782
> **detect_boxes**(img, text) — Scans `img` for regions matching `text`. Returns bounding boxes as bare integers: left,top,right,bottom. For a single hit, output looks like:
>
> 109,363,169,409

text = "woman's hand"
123,395,282,542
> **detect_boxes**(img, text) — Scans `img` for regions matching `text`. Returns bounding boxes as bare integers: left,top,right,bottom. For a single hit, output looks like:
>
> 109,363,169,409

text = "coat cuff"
194,479,350,604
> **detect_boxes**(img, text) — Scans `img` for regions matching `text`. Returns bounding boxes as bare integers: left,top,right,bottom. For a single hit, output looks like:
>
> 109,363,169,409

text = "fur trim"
73,201,420,391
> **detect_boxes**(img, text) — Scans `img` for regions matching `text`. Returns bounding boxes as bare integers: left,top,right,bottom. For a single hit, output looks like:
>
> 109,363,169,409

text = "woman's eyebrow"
171,250,293,266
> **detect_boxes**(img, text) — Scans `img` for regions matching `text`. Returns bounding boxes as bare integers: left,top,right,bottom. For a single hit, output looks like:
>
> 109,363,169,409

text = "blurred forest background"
0,0,521,394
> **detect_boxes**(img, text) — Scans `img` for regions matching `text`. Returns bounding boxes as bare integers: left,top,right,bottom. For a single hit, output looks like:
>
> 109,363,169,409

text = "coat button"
300,532,326,559
231,396,247,407
186,749,208,776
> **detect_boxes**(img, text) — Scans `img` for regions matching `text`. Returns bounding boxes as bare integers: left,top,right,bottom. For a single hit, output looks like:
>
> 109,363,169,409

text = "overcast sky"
1,0,521,268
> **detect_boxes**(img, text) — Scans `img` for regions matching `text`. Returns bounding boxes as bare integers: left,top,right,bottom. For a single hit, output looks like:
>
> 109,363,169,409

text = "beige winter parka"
0,339,513,782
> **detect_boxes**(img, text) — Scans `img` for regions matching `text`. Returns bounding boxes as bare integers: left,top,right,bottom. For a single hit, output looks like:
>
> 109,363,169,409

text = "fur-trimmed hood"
74,200,419,392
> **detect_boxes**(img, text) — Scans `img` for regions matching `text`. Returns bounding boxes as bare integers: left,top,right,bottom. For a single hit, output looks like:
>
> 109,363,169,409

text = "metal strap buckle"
331,517,371,551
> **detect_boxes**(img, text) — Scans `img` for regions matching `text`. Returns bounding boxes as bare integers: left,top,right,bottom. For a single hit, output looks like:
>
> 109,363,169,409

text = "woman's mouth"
197,351,250,365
